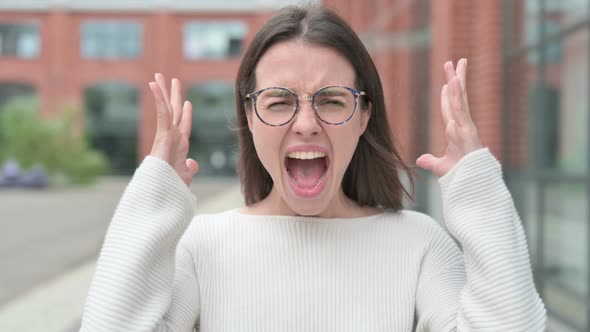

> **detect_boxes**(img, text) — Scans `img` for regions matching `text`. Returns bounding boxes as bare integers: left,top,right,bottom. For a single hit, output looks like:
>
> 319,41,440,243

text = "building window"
0,23,39,58
183,21,247,60
186,81,237,176
84,82,138,174
0,83,35,109
81,20,142,59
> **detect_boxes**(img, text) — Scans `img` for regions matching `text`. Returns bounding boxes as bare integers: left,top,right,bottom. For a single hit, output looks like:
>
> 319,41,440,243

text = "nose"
291,99,322,136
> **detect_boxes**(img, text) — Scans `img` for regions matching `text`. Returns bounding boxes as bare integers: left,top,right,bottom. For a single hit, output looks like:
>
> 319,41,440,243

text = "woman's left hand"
416,58,483,177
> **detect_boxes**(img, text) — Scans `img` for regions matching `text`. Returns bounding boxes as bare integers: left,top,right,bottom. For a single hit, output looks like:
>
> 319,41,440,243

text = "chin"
288,199,329,217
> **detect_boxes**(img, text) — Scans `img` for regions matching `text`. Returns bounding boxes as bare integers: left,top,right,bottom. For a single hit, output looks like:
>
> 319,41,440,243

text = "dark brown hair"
235,5,414,210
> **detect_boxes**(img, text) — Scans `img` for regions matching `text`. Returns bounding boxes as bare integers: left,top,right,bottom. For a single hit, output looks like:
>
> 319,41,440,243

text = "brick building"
0,0,281,175
1,1,589,330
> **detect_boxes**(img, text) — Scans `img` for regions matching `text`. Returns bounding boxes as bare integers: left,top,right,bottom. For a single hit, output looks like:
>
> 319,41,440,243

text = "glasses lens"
255,88,297,126
314,87,356,124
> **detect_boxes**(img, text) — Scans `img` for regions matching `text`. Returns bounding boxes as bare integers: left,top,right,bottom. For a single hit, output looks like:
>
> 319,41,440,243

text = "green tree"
0,97,110,185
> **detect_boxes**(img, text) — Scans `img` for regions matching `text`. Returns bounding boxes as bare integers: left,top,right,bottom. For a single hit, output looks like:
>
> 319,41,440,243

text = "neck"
242,186,383,219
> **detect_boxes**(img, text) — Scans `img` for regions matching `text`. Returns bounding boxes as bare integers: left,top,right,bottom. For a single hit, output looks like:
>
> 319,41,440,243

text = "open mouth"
284,151,330,198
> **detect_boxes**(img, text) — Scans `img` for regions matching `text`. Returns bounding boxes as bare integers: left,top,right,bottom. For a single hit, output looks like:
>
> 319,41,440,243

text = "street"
0,175,241,308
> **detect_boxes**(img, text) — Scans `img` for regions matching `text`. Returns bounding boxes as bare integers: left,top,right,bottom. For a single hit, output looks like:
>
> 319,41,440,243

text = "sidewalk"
0,180,244,332
1,180,573,332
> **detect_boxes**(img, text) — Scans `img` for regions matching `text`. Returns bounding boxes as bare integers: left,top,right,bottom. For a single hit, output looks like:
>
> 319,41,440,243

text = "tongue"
287,158,326,189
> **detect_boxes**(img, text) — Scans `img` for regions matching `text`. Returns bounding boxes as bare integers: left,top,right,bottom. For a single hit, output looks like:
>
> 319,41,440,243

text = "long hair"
235,5,414,210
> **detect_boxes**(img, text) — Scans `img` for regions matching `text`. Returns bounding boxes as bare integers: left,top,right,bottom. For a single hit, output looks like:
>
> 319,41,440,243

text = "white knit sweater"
79,148,546,331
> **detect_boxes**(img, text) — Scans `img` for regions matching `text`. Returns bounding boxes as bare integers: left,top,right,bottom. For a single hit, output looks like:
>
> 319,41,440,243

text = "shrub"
0,97,110,186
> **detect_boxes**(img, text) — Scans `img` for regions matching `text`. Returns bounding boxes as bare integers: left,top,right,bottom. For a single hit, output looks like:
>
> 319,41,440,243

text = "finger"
440,84,452,125
170,78,183,126
443,61,456,83
155,73,171,106
179,100,193,138
416,153,439,172
149,82,171,131
186,158,199,176
456,58,470,110
456,58,467,92
449,77,470,127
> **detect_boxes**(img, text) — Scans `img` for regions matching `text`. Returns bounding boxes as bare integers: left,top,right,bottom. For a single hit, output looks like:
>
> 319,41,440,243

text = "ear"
359,101,372,135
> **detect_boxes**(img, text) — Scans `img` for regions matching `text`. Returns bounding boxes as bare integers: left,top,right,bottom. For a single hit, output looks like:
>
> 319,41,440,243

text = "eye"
318,98,345,107
269,101,289,106
264,97,296,111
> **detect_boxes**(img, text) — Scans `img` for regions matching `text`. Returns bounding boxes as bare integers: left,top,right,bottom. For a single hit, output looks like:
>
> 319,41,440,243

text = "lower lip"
286,164,329,198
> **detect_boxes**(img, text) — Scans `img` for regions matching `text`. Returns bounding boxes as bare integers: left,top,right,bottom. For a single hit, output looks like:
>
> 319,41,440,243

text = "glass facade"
504,1,590,330
185,81,237,176
81,20,142,59
183,21,246,59
84,82,138,174
0,22,39,58
0,83,35,109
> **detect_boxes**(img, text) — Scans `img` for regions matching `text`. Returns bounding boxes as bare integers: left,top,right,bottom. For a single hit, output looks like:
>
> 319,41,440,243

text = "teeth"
287,151,326,160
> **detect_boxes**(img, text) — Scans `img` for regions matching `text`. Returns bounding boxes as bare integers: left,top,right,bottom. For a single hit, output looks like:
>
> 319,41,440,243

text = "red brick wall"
0,9,272,161
326,0,506,163
1,2,509,167
430,1,504,159
324,0,424,163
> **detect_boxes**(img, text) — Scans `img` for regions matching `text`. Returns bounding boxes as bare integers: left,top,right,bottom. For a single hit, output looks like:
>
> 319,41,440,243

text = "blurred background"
0,0,587,331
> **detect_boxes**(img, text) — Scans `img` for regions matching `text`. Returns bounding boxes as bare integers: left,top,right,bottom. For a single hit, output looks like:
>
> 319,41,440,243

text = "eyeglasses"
245,86,367,127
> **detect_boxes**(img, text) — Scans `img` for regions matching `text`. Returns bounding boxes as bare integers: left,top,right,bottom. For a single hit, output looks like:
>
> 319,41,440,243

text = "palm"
416,59,483,177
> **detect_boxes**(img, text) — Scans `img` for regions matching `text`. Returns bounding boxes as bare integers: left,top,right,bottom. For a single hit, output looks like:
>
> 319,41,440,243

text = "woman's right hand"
148,73,199,186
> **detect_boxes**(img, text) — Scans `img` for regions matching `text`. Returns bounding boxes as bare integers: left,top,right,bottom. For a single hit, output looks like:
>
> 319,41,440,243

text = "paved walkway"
0,176,243,332
0,175,575,332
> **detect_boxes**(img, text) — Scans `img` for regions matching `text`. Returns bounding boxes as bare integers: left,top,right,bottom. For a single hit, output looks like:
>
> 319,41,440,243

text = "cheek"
251,122,284,178
329,127,361,174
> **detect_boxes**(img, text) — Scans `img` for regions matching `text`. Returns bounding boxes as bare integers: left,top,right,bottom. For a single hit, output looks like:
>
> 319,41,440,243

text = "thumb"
186,158,200,176
416,153,438,172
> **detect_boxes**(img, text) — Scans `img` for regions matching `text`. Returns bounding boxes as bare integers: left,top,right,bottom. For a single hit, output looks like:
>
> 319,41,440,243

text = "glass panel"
186,82,237,176
551,28,589,175
84,82,138,174
547,0,588,27
523,0,543,47
0,22,39,58
543,183,588,329
504,48,543,264
183,21,247,59
81,20,142,59
516,0,587,50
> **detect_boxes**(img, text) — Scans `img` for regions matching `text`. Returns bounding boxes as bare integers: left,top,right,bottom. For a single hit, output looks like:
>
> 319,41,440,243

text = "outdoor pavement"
0,174,577,332
0,175,243,332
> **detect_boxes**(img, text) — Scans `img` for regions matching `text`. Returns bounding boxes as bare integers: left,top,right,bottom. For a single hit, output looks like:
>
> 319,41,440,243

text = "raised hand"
148,73,199,186
416,58,483,177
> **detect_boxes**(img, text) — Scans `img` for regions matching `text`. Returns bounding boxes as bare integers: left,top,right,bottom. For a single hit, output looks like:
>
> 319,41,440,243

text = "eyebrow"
265,89,293,97
262,85,350,95
317,87,348,96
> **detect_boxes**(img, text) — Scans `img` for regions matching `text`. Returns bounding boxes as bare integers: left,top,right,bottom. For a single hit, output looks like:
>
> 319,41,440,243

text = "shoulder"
178,209,247,247
382,209,447,232
379,209,456,248
185,209,240,233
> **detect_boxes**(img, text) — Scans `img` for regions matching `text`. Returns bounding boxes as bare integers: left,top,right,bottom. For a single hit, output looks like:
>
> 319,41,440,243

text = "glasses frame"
245,85,367,127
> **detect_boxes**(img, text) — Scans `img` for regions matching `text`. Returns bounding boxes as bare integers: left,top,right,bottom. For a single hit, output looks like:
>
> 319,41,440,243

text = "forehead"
254,40,356,91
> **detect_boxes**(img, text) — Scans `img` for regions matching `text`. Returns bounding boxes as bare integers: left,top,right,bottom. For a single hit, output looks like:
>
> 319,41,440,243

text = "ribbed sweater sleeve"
415,148,546,331
79,156,199,332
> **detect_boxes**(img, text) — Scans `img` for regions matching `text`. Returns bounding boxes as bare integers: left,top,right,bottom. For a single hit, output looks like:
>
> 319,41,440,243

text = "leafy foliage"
0,97,110,185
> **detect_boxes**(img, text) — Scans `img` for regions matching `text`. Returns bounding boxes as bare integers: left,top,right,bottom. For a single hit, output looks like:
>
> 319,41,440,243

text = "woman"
80,5,546,332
